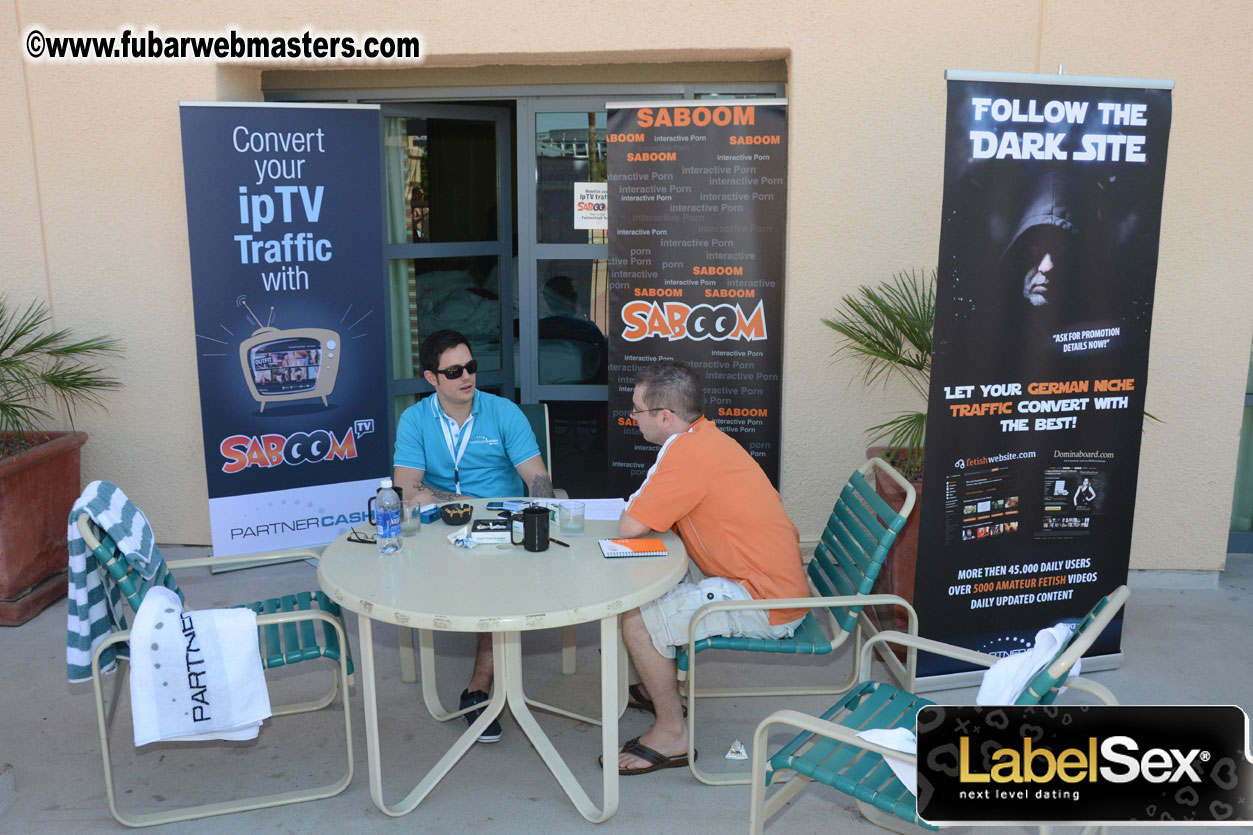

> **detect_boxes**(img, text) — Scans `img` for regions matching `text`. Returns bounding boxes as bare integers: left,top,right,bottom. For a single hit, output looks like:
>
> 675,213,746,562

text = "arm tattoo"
529,474,555,498
417,481,460,502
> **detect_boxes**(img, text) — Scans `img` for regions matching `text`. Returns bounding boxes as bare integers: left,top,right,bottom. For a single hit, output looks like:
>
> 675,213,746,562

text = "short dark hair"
419,329,471,373
634,361,704,421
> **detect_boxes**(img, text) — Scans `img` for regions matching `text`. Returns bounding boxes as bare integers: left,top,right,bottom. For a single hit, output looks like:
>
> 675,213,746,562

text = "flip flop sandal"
598,737,697,776
625,683,688,717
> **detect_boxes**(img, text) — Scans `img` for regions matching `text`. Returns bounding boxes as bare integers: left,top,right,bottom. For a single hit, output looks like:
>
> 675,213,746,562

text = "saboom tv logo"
219,427,357,474
619,299,767,342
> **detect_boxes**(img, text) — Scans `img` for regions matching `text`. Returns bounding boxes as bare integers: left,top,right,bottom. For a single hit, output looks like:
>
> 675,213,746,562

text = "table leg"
501,617,620,823
418,627,458,720
359,616,506,816
397,624,417,683
561,623,577,675
618,627,630,719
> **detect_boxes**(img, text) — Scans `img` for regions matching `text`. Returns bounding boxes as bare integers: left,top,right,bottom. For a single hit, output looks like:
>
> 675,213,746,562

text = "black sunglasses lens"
440,359,478,380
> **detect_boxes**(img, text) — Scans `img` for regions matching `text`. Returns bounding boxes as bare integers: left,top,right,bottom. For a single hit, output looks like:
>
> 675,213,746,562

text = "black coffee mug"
511,504,549,552
367,485,404,525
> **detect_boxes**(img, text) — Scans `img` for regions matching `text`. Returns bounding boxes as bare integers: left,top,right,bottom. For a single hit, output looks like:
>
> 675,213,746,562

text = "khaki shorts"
639,576,805,659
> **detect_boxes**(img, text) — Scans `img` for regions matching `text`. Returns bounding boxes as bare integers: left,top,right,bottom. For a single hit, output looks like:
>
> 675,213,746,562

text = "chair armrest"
1041,585,1131,681
685,593,919,645
1060,674,1118,705
859,630,1001,681
165,547,324,572
862,456,917,519
77,513,324,573
254,607,346,634
92,627,133,665
89,609,347,668
752,708,918,766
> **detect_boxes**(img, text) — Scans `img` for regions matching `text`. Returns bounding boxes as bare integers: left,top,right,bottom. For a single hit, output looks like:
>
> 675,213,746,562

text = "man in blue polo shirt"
394,329,554,742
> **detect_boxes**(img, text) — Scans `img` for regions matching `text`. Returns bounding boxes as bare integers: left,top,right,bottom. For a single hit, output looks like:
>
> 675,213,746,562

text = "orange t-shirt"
626,417,809,624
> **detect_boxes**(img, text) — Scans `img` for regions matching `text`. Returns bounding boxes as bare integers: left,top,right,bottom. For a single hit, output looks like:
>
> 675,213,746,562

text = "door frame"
379,103,515,422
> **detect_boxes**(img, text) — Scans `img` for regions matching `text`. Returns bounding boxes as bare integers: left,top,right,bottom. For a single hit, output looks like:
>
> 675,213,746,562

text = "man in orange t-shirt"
613,360,808,775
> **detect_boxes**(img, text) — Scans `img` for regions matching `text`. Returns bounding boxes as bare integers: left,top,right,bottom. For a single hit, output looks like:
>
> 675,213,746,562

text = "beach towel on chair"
976,623,1081,705
129,586,271,745
66,481,176,683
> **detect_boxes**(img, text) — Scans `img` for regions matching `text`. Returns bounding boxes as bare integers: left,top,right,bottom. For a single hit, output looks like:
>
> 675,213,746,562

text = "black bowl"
440,503,472,526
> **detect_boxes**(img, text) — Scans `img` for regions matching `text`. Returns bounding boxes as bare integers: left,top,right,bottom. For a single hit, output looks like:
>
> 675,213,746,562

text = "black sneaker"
459,688,502,743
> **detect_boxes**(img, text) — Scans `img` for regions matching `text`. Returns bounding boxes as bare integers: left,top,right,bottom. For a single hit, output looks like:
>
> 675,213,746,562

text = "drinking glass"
400,497,423,535
558,500,585,536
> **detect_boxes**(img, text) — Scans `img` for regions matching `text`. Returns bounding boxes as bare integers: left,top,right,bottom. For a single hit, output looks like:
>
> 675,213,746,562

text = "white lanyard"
433,396,475,494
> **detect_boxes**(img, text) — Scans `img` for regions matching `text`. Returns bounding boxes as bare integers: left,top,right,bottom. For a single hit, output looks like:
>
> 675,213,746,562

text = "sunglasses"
347,527,377,545
434,359,478,380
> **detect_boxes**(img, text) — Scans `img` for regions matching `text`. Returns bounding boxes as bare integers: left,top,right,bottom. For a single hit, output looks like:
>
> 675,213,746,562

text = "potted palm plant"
0,296,121,625
822,268,934,480
822,269,934,634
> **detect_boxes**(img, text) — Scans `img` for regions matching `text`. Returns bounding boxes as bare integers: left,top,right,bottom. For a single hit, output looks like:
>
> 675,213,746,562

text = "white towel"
129,587,271,746
976,623,1081,706
856,727,917,796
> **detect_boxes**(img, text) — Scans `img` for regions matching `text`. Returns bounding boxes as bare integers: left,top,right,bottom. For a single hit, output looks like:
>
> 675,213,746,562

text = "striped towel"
66,481,178,683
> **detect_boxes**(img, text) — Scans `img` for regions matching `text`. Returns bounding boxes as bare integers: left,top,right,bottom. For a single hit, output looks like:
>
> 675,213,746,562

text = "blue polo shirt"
394,390,540,498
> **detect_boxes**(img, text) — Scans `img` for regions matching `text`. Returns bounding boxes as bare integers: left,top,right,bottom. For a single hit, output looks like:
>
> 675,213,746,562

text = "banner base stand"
912,651,1123,694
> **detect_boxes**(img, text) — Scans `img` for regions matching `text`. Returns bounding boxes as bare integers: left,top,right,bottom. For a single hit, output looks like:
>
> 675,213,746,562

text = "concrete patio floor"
2,550,1249,834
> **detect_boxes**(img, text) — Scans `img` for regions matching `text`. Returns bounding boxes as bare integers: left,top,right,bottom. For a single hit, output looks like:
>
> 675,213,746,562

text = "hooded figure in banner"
985,170,1122,349
1002,171,1080,312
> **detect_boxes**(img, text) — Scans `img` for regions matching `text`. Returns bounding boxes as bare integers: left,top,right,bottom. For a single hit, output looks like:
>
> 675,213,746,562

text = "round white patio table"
317,499,687,821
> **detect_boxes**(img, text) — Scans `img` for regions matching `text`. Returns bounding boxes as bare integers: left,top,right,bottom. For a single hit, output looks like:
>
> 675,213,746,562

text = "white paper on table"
577,498,628,521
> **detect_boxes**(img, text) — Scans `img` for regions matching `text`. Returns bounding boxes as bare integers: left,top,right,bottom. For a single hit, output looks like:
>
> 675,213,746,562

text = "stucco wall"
3,1,1249,572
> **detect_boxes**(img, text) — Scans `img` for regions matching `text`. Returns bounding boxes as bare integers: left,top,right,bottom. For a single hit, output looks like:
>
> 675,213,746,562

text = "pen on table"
549,537,570,547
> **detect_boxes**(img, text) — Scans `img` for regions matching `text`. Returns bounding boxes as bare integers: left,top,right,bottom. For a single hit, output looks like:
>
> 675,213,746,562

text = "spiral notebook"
599,538,669,558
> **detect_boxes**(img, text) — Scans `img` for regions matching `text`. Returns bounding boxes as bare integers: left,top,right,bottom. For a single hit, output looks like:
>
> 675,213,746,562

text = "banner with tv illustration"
914,73,1172,677
605,101,787,496
179,103,390,557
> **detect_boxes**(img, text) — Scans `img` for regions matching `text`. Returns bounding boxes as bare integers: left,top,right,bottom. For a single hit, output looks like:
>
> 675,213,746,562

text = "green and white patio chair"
749,584,1129,834
675,456,919,785
77,511,355,827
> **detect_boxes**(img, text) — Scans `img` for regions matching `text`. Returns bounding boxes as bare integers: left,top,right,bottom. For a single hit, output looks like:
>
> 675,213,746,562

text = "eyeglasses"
630,406,666,416
434,359,478,380
347,528,377,545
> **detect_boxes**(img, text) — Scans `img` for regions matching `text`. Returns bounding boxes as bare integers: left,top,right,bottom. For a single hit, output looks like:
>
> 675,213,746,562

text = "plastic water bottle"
376,477,402,554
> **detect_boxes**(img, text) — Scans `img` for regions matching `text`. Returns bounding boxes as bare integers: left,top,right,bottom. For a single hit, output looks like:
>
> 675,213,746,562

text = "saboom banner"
604,100,788,496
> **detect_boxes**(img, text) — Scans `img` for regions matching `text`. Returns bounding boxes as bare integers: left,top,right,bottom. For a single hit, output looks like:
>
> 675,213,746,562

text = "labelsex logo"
961,735,1205,785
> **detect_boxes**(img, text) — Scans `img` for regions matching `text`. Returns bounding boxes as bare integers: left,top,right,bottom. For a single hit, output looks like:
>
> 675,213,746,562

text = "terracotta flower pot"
0,431,86,625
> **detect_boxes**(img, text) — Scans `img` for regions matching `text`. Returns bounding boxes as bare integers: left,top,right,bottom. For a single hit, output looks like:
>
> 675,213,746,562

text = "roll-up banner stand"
179,103,391,559
605,100,788,496
914,72,1173,687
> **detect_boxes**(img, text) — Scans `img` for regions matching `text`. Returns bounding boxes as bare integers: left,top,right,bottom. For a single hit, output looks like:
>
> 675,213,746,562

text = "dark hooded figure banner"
914,72,1172,680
